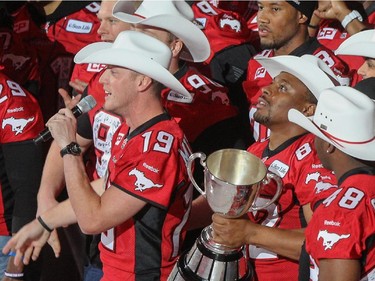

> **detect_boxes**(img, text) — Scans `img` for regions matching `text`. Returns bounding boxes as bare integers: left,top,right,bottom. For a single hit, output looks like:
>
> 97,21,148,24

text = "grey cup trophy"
169,149,282,281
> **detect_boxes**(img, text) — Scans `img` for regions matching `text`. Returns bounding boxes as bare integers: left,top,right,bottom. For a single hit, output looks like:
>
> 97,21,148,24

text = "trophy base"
168,226,253,281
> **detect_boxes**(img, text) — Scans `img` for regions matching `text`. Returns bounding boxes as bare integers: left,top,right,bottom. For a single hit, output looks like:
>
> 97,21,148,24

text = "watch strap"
60,142,81,157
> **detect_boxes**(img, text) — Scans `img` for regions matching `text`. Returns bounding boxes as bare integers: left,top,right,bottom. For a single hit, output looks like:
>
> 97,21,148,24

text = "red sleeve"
0,75,44,143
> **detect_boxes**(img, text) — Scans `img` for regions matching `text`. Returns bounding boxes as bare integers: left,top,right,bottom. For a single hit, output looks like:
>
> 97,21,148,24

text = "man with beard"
243,0,352,143
194,55,339,280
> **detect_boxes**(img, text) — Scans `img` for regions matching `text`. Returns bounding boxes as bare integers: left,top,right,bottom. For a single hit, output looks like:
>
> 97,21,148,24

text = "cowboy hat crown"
74,30,192,102
112,0,210,62
335,29,375,59
288,86,375,161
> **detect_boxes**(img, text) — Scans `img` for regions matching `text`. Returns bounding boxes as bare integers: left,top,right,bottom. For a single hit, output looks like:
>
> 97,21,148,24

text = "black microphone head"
77,95,97,114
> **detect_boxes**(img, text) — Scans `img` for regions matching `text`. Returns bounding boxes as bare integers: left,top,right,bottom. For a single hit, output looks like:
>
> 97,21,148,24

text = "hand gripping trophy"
169,149,282,281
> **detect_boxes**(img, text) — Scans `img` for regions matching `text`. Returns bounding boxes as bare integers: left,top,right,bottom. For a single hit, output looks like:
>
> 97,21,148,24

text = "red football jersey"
0,27,39,90
246,133,337,281
306,169,375,281
243,38,353,142
192,1,254,64
161,64,238,142
11,2,100,120
316,19,364,81
0,73,44,235
99,114,193,281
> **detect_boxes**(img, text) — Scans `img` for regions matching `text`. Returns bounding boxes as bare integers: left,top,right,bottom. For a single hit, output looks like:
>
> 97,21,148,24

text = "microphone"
34,95,97,145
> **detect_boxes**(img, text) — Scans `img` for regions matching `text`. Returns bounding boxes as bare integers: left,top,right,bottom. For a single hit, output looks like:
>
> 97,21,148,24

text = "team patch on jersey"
2,54,30,70
305,171,320,184
166,90,193,103
66,19,93,34
254,67,267,79
268,160,289,178
14,20,29,33
371,198,375,211
317,28,338,40
87,63,106,72
317,230,350,250
2,116,34,135
219,14,241,32
315,181,335,194
129,168,163,192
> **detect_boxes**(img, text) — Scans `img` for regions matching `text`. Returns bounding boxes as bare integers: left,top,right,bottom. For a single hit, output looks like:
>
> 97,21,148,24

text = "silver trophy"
169,149,282,281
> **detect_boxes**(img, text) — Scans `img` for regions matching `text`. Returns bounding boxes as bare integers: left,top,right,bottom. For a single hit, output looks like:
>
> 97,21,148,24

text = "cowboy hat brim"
256,55,337,100
335,29,375,58
113,9,210,62
288,108,375,161
74,42,192,103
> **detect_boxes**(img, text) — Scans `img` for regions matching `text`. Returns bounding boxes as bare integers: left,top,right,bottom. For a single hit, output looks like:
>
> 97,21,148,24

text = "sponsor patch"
269,160,289,178
66,19,93,34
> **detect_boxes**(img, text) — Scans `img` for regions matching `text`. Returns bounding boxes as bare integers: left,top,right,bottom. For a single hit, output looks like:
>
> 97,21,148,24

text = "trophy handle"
250,172,283,211
187,152,207,197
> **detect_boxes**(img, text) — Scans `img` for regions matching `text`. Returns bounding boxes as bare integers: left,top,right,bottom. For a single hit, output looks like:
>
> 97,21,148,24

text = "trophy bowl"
169,149,282,281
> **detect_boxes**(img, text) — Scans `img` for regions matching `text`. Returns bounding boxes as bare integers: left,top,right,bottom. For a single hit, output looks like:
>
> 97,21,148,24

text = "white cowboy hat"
335,29,375,59
112,0,210,62
74,30,192,103
256,54,340,100
288,86,375,161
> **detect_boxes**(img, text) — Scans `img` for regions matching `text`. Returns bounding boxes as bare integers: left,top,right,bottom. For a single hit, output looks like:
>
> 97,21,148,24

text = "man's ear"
170,39,184,59
138,75,153,92
302,103,316,117
299,13,309,25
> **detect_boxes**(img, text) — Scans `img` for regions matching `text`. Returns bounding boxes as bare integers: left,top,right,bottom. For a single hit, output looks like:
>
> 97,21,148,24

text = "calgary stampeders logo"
219,14,241,32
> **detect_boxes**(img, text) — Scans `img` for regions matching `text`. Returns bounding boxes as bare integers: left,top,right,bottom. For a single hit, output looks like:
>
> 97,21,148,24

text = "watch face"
69,143,81,155
72,144,81,154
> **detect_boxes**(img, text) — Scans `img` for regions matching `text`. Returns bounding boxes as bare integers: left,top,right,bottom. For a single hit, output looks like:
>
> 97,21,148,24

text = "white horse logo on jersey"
305,172,320,184
129,168,163,192
318,230,350,250
2,54,30,70
2,117,34,135
219,16,241,32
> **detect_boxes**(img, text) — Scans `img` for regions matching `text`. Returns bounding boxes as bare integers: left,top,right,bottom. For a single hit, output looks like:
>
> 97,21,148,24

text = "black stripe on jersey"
134,204,167,280
337,166,375,186
363,233,375,269
262,133,308,159
112,184,168,211
290,37,322,57
0,145,13,235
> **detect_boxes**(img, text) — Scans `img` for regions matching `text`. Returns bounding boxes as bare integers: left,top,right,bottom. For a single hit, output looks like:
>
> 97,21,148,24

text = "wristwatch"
60,142,82,157
341,10,363,29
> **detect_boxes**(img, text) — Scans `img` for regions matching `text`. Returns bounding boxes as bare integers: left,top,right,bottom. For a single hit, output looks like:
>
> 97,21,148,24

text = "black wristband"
37,216,53,232
308,24,319,29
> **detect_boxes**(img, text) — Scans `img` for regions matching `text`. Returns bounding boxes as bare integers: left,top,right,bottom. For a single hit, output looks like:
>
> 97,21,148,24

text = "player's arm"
212,214,305,261
318,259,361,281
36,135,92,215
315,0,368,35
2,178,106,266
37,90,93,215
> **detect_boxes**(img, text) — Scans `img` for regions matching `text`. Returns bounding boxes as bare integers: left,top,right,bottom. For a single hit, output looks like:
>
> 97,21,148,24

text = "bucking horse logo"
129,168,163,192
2,117,34,135
318,230,350,250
